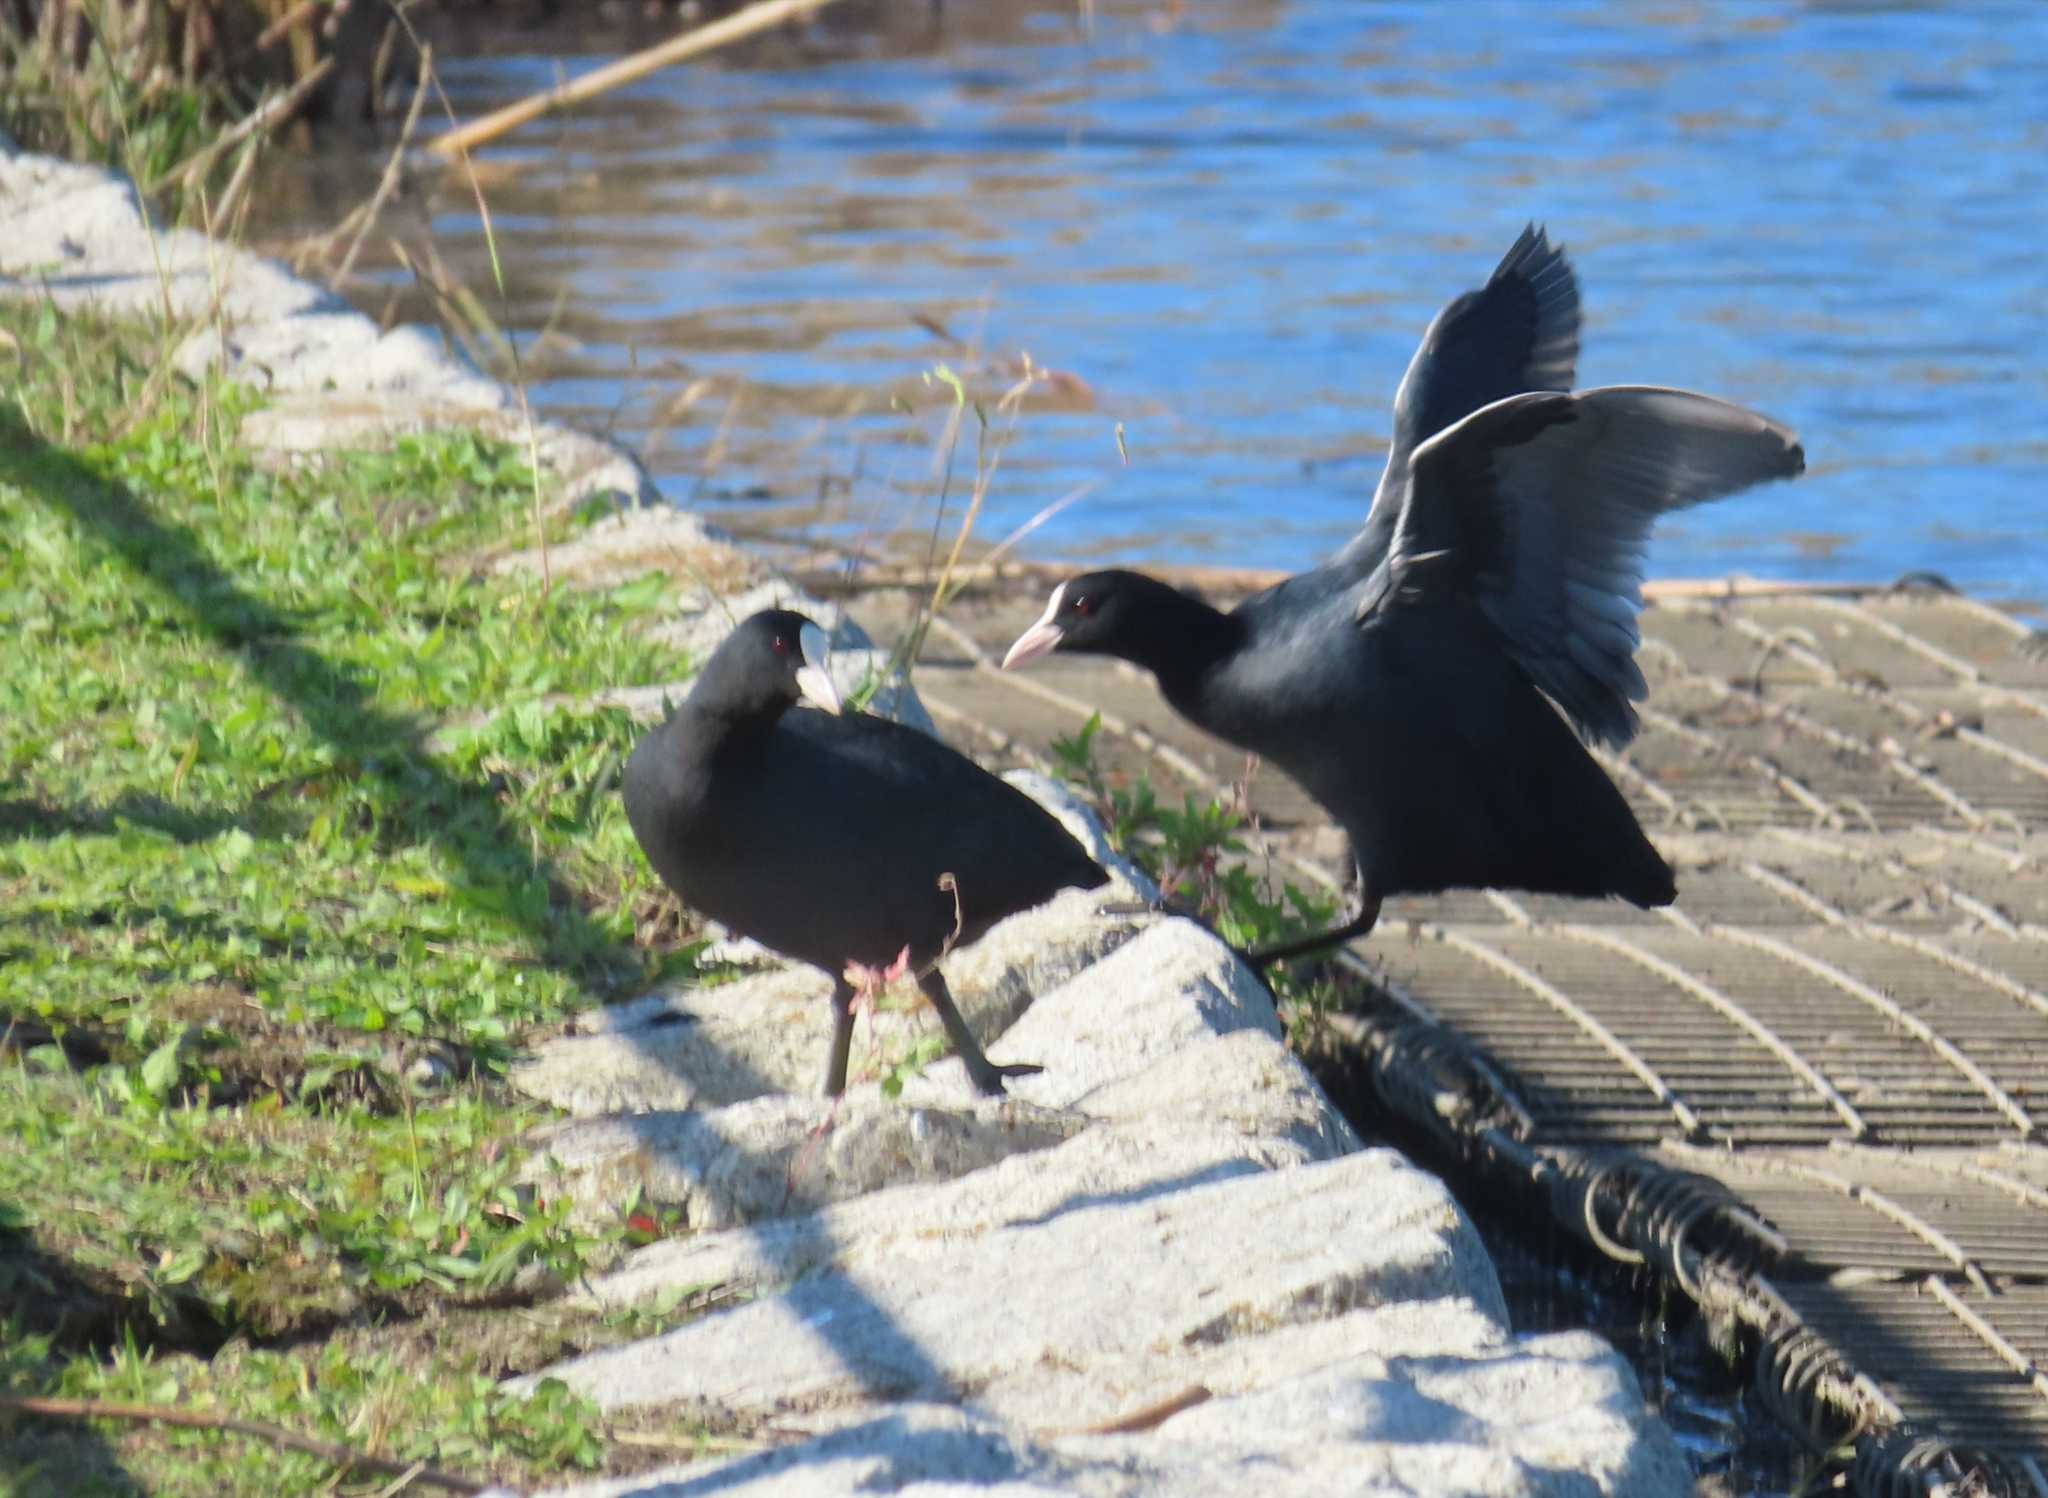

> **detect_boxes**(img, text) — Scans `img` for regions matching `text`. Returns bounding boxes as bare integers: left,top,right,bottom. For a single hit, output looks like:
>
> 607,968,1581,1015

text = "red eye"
771,636,790,655
1071,595,1093,616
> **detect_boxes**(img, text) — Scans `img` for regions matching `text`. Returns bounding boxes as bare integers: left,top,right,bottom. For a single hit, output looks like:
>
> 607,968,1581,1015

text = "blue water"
285,0,2048,605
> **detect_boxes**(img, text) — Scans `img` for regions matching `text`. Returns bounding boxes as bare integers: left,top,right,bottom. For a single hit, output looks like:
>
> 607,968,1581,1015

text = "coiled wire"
1338,1004,2037,1496
1534,1148,1787,1295
1753,1323,1868,1456
1361,1014,1532,1151
1850,1428,2026,1498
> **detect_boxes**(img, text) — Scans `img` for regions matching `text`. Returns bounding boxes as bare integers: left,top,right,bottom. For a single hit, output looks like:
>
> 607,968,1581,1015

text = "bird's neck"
1121,589,1241,702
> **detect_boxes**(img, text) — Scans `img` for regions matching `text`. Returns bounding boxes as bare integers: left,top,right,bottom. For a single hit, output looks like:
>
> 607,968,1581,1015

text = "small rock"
525,1093,1084,1234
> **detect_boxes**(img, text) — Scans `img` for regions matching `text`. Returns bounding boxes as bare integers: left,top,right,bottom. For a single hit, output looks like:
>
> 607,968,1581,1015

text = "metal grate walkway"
836,573,2048,1487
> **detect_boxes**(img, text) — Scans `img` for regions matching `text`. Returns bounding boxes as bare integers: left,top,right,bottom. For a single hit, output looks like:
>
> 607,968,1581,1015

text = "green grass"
2,1324,607,1497
0,296,714,1490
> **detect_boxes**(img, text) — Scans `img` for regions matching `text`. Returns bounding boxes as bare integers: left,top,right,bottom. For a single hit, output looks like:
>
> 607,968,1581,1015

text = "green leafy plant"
879,1033,951,1100
836,948,958,1097
1049,714,1341,1017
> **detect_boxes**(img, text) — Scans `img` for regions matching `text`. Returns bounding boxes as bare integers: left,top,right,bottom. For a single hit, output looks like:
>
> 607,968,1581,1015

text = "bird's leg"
1244,889,1383,973
821,978,857,1098
917,969,1043,1096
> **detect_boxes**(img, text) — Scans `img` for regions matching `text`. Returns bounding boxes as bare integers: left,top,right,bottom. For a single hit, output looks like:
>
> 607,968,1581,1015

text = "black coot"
1002,228,1803,966
624,609,1108,1095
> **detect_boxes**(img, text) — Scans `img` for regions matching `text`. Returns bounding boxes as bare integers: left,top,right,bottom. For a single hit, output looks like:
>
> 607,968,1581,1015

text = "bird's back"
779,712,1109,946
1194,591,1672,909
626,706,1105,975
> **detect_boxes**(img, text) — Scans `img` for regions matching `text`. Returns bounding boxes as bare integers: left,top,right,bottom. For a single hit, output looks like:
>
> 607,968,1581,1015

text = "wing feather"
1337,225,1581,568
1373,386,1805,746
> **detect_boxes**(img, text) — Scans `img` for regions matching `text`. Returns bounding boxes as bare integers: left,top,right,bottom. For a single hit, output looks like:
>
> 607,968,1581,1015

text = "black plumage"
1002,228,1803,966
624,609,1108,1095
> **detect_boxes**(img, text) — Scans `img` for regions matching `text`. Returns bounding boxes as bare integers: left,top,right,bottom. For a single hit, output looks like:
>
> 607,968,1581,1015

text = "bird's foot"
1239,942,1332,978
1225,939,1269,974
1241,894,1384,974
966,1059,1045,1096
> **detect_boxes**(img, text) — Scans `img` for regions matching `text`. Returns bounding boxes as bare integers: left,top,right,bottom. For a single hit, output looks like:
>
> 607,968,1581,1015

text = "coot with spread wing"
1003,230,1802,966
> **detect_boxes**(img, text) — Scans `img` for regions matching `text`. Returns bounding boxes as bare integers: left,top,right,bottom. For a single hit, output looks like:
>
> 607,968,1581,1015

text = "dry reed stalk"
160,51,332,188
426,0,848,159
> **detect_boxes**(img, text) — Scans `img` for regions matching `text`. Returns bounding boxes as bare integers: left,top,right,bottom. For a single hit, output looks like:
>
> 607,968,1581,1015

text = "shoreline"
0,138,1693,1495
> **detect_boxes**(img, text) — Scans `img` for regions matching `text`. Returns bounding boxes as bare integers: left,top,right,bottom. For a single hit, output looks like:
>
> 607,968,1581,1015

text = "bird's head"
1000,571,1177,670
693,609,842,720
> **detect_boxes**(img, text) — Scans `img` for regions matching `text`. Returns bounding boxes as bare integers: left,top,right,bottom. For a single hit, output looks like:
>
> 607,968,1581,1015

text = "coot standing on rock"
1002,228,1804,967
624,609,1108,1096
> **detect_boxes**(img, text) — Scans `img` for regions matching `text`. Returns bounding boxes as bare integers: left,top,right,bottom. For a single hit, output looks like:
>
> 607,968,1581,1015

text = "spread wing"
1367,386,1805,747
1337,225,1580,569
1385,224,1581,477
